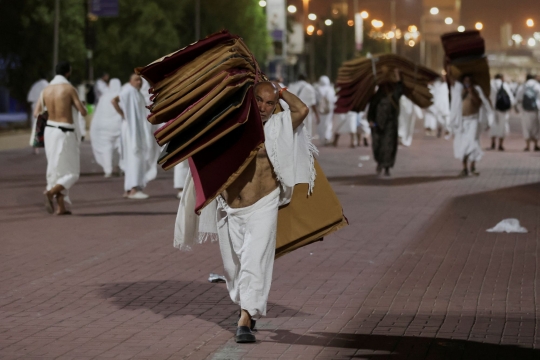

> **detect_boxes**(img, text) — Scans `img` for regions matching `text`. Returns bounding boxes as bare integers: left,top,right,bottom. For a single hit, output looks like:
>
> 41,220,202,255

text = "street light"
457,25,465,32
258,0,266,7
308,13,317,21
287,5,297,13
526,19,534,27
347,20,354,27
475,22,483,30
430,7,439,15
371,19,383,29
408,40,416,47
360,11,369,19
408,25,418,33
528,38,536,47
445,17,453,25
306,25,315,35
325,19,333,26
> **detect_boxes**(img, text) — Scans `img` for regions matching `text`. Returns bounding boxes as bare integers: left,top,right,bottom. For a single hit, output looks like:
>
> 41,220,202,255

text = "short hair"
494,74,503,80
55,61,71,76
526,74,536,81
298,74,307,81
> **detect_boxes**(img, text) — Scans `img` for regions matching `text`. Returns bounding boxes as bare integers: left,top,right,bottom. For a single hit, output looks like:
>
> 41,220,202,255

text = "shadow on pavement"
269,330,540,359
98,280,309,329
328,175,459,186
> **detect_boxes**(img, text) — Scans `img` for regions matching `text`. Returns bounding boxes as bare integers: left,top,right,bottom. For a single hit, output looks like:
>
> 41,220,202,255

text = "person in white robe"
90,78,123,177
140,78,162,180
174,82,314,343
356,109,371,147
288,74,318,138
112,74,157,199
516,75,540,151
174,161,189,199
315,75,336,146
94,73,110,104
450,75,494,176
333,111,358,147
398,96,423,147
423,79,450,137
27,77,49,151
489,74,516,151
34,61,87,214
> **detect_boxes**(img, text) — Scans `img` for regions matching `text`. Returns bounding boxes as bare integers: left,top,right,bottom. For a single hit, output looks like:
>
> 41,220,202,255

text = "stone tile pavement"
1,121,539,359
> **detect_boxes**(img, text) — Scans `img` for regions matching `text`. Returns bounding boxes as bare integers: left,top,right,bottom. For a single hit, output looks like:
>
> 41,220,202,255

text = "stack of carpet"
136,30,348,257
136,30,264,212
334,54,440,114
441,30,491,97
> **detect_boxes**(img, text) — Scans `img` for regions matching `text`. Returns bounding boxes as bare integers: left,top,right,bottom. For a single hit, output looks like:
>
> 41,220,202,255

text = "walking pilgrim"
398,95,423,147
423,78,450,138
112,74,157,199
27,76,49,153
90,78,123,177
489,74,516,151
34,61,87,215
315,75,336,146
288,74,319,138
333,111,358,148
368,68,404,176
94,72,110,104
449,74,493,176
356,109,371,147
516,74,540,151
176,82,314,343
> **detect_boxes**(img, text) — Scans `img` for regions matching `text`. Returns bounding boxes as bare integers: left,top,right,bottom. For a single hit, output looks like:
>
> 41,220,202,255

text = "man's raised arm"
275,83,309,130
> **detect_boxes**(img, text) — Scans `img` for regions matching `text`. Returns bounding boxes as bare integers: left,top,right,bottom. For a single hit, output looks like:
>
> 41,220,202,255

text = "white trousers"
317,112,333,143
454,115,483,162
521,111,539,140
216,187,280,319
174,160,189,189
44,121,80,203
489,111,510,138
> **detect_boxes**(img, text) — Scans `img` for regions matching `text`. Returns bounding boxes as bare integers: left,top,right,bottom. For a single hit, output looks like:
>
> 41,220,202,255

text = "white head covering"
318,75,331,87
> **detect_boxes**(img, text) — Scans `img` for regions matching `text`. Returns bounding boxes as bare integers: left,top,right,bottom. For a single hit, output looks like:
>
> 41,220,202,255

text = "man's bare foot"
44,191,54,214
55,194,70,215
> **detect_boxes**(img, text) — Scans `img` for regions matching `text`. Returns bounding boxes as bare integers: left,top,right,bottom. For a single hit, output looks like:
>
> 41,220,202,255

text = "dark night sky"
288,0,540,49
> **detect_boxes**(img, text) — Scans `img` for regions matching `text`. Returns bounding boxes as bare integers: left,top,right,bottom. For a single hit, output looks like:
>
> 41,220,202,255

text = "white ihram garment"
516,79,540,140
450,82,493,162
425,80,450,132
334,112,358,134
27,79,49,146
489,79,516,138
174,160,189,189
399,96,423,147
315,76,336,143
43,75,83,203
174,110,316,318
90,79,122,175
357,110,371,136
289,80,317,137
119,84,157,191
94,78,109,104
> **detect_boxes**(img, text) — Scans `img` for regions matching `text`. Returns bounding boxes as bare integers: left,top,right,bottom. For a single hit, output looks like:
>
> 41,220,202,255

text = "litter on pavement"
486,219,527,233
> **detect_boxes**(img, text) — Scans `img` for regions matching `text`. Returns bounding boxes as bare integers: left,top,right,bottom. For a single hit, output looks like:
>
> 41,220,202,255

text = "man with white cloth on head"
333,111,358,148
315,75,336,146
90,78,123,177
112,74,157,199
449,74,494,176
489,74,516,151
398,96,423,147
516,74,540,151
27,76,49,153
288,74,319,138
34,61,87,215
174,82,313,344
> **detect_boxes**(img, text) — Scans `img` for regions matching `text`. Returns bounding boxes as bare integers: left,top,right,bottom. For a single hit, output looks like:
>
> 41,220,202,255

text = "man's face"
130,75,142,90
103,74,110,82
463,76,472,88
255,85,277,122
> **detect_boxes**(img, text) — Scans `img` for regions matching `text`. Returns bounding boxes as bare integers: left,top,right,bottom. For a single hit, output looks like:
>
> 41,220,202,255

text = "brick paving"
1,117,540,359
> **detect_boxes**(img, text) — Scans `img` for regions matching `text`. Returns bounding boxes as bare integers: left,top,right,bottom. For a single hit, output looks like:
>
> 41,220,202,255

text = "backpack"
523,85,538,111
317,95,331,115
495,84,512,111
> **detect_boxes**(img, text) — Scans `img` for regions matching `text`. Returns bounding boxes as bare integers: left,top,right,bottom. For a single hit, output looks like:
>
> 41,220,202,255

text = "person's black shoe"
534,146,540,152
498,145,505,151
235,326,256,343
363,138,369,147
251,319,257,332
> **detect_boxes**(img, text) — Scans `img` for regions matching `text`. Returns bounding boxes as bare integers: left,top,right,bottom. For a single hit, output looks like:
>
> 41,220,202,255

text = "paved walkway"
1,119,540,359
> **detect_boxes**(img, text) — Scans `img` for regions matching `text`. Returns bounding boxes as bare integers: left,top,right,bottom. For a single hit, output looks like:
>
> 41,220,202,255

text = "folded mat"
441,30,485,61
275,161,348,258
335,54,439,113
187,89,264,212
158,83,253,166
448,56,491,98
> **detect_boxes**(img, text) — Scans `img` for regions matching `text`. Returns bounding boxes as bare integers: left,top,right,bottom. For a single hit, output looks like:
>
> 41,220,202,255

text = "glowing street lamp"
430,7,439,15
360,11,369,19
528,38,536,47
308,13,317,21
371,19,384,29
347,20,354,27
475,22,483,30
258,0,266,7
408,40,416,47
408,25,418,33
325,19,333,26
445,17,453,25
526,19,534,27
457,25,465,32
306,25,315,35
287,5,297,13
